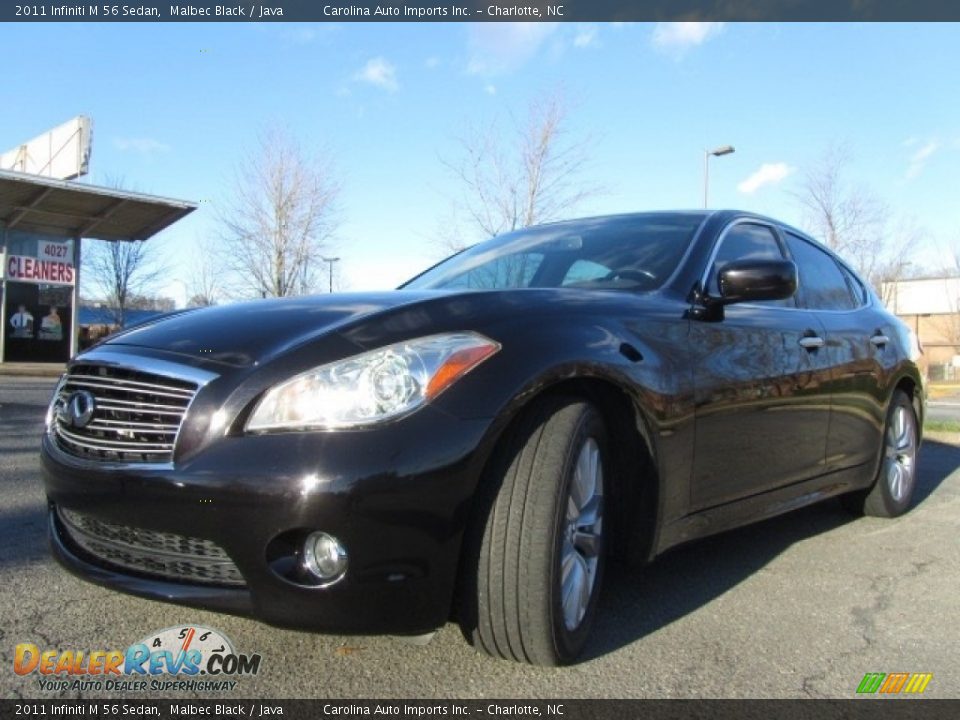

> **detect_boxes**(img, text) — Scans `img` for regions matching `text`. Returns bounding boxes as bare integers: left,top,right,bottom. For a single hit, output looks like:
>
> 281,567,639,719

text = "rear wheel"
461,397,607,665
842,390,919,518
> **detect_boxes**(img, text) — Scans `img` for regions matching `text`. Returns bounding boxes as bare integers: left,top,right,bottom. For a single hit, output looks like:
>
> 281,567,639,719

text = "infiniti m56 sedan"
41,210,924,666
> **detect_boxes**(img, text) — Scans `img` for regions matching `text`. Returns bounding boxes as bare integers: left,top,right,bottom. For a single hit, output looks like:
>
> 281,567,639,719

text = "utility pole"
322,257,341,294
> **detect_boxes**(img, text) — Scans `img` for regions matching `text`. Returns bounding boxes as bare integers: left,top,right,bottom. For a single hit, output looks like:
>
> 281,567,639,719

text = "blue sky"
2,22,958,302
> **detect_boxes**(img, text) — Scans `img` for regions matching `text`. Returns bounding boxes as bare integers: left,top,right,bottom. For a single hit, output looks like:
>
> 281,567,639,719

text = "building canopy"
0,168,196,241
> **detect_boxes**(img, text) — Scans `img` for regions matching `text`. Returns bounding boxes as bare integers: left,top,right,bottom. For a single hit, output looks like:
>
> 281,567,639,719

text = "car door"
689,221,834,511
782,232,888,471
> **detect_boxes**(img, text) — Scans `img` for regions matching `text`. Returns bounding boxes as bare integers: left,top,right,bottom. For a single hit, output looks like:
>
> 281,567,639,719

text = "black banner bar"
2,700,958,719
4,0,960,23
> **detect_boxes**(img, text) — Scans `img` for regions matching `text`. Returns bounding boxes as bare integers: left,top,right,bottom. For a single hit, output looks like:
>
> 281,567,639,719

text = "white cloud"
652,22,725,53
466,23,559,76
737,162,794,194
113,138,170,155
484,84,496,95
905,140,939,180
573,24,599,48
425,56,441,69
353,57,399,92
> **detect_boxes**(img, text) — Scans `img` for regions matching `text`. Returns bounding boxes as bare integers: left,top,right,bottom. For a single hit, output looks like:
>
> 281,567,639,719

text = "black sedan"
41,210,924,666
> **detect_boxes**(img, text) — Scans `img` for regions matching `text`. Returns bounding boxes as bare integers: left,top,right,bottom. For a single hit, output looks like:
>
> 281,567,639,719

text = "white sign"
38,240,72,262
0,116,92,180
5,254,75,286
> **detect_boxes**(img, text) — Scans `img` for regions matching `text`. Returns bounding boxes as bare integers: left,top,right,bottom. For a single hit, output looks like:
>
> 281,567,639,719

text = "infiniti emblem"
58,390,96,429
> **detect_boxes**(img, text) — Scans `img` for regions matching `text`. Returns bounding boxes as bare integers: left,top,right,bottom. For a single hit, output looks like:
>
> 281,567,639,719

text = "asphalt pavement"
1,376,958,699
926,384,960,424
927,400,960,424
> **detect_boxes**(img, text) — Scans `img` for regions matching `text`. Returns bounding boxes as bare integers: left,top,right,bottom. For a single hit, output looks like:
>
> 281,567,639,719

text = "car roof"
532,210,712,229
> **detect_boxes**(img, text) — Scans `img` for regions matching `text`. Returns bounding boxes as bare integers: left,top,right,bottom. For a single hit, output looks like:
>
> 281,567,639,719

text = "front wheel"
842,389,919,518
461,397,608,665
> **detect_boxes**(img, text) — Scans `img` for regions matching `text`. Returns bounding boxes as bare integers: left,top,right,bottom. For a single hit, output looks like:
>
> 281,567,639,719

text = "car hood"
98,288,681,369
101,292,441,367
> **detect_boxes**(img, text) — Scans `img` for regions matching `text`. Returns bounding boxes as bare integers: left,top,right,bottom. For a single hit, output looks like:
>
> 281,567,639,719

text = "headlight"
246,332,500,432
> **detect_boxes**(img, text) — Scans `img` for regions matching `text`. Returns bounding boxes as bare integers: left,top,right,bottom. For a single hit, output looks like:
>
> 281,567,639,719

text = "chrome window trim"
658,211,717,291
780,230,872,313
696,219,877,315
697,218,795,308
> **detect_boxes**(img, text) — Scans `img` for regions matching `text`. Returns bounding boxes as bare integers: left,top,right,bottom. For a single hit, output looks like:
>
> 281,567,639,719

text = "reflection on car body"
41,210,924,665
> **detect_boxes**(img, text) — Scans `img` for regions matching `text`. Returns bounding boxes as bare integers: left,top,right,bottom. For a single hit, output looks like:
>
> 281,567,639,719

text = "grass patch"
924,419,960,433
928,385,960,400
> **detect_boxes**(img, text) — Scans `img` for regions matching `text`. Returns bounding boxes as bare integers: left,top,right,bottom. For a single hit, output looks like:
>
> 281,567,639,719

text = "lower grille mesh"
56,507,245,587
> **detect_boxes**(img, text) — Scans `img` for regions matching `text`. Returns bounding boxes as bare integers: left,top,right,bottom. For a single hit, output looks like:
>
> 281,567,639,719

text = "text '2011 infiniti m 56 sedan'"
41,210,924,665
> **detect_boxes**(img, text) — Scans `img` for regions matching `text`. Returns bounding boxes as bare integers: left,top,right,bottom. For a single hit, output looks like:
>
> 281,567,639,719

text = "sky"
2,21,959,304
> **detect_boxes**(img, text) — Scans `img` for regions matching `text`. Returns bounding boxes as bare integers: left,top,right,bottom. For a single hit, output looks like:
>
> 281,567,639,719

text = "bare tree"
81,174,168,327
85,239,167,327
185,240,222,307
440,92,600,253
793,144,915,298
218,128,340,298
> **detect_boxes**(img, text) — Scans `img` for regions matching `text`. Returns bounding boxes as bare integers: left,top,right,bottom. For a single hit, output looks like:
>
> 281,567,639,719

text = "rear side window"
784,233,857,311
837,263,869,307
709,223,793,306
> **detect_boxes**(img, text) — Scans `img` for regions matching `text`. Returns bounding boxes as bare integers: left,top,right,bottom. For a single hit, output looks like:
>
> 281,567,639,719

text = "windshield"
402,214,705,292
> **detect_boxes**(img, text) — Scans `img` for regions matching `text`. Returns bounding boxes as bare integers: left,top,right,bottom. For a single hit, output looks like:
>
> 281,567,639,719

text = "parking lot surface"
2,377,958,699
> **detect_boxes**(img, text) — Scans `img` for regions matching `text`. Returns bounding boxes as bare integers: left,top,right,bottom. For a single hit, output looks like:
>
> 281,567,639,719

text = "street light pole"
322,257,341,294
703,145,735,208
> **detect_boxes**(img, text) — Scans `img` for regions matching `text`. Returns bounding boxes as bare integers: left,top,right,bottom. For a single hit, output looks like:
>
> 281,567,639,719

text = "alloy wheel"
560,437,604,631
885,404,917,503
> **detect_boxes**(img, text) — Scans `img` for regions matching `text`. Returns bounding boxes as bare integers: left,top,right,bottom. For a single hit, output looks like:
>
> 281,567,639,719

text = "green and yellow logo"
857,672,933,695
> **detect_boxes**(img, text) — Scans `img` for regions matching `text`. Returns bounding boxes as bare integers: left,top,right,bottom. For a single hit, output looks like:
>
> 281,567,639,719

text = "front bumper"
41,406,494,636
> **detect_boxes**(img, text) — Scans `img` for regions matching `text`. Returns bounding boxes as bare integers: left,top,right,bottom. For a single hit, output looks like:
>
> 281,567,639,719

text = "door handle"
799,336,825,350
870,334,890,347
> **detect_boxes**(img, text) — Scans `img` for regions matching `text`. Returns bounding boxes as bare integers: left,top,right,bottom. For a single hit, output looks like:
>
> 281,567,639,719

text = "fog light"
303,532,347,583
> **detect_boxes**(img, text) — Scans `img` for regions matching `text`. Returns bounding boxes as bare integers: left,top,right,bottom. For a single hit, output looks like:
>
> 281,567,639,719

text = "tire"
841,390,920,518
461,397,608,666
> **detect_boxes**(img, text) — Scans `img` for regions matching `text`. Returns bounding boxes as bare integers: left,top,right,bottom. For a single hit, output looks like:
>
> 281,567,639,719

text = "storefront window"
3,230,76,363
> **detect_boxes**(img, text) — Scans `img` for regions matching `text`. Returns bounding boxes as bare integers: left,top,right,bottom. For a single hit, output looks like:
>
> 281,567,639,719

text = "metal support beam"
5,187,54,229
136,207,185,241
76,198,128,237
0,224,6,363
70,236,81,360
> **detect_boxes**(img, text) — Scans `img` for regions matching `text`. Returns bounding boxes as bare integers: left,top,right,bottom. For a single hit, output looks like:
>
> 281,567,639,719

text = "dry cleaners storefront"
0,169,195,365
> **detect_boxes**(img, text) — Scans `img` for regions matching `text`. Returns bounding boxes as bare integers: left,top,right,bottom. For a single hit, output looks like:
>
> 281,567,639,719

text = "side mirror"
717,259,797,304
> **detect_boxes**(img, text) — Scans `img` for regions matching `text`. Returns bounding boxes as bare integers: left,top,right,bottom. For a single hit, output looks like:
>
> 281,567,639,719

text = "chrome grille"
52,363,198,463
56,507,245,587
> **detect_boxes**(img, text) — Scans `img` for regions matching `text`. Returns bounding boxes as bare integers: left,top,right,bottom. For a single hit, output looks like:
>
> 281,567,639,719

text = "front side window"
708,222,793,307
784,233,857,311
